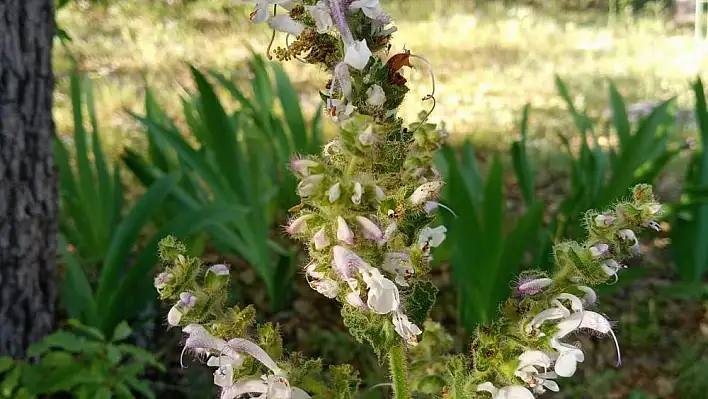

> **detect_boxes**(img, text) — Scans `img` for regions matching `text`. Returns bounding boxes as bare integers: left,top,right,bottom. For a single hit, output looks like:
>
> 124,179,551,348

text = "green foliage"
671,78,708,284
57,70,242,335
123,53,322,311
513,77,680,271
0,320,163,399
441,141,545,332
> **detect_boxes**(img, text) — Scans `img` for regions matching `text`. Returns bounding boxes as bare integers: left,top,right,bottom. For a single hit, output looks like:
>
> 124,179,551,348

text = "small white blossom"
286,214,314,235
383,222,397,242
345,289,368,310
409,181,443,205
214,363,235,387
601,259,623,279
167,305,183,326
248,0,292,23
382,252,414,286
589,243,609,258
311,278,340,298
297,174,324,197
374,185,385,200
366,84,386,106
268,15,305,35
327,183,341,203
524,300,570,334
392,312,422,346
207,264,230,277
549,337,585,378
154,272,173,291
312,227,330,250
577,285,597,306
356,216,384,242
349,0,387,21
290,159,319,177
305,0,332,33
476,382,534,399
417,226,447,249
516,277,553,296
594,213,615,227
619,229,640,254
343,39,372,70
360,268,399,314
332,246,369,288
336,216,355,245
330,98,356,122
351,182,363,204
358,125,376,146
514,351,559,394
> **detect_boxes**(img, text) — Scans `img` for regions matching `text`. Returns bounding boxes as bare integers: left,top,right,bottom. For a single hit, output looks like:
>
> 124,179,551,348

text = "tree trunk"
0,0,57,358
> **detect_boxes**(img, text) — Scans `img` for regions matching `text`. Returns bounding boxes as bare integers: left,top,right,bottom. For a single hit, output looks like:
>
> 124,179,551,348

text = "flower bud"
154,272,173,291
313,227,330,250
286,214,314,235
206,264,230,277
328,183,341,203
516,277,553,297
351,182,363,204
594,213,615,227
343,39,372,70
356,216,384,242
297,174,324,197
619,229,639,255
336,216,355,245
409,181,444,205
374,185,385,200
358,125,376,146
178,292,197,308
366,84,386,106
589,243,609,258
167,305,183,326
290,159,320,177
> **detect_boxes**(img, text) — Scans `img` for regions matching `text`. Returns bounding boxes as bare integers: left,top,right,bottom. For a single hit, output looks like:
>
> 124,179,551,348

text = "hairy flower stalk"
153,0,663,397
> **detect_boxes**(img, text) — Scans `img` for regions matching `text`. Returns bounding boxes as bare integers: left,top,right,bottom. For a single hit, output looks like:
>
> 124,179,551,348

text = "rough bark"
0,0,57,358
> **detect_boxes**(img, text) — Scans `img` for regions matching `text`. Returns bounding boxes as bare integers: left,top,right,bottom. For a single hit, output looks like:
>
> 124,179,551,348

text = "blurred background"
2,0,708,398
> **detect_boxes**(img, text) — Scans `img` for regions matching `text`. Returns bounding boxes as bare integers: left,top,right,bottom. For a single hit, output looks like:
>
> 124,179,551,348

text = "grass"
54,0,708,157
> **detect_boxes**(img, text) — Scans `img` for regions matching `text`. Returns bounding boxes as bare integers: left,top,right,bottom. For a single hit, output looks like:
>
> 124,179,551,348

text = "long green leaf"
273,63,307,152
481,157,505,278
511,104,535,206
608,80,631,149
58,234,97,325
95,173,180,321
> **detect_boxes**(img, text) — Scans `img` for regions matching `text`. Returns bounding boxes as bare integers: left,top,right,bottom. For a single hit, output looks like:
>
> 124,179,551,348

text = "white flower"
268,15,305,35
305,263,324,280
336,216,355,245
345,289,368,309
305,1,332,33
366,84,386,106
589,243,609,258
524,300,570,334
516,277,553,296
476,382,535,399
286,214,314,235
577,285,597,306
356,216,384,242
207,354,245,369
154,272,173,291
207,264,230,277
374,186,385,200
514,351,559,394
312,227,330,250
290,159,319,177
330,98,356,122
214,363,235,387
553,310,621,366
332,246,370,288
360,268,399,314
549,337,585,378
311,278,340,298
619,229,640,254
327,183,341,203
383,222,398,242
333,63,353,99
647,203,662,216
349,0,386,21
409,181,443,205
343,39,372,70
351,182,363,204
382,252,414,286
167,305,183,326
594,213,615,227
601,259,623,280
297,174,324,197
358,125,376,146
248,0,288,23
417,226,447,249
392,312,422,346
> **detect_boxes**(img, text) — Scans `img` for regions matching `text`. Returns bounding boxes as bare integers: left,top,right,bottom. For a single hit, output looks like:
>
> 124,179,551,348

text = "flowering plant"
152,1,663,397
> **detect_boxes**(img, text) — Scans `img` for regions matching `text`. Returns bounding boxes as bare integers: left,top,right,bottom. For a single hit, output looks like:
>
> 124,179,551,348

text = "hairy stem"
389,342,410,399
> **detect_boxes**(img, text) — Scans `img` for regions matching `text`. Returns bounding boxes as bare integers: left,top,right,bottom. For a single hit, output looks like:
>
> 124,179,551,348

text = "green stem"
389,342,410,399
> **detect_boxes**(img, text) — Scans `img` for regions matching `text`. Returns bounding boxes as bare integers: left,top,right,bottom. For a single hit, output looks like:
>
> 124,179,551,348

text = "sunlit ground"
54,0,708,156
